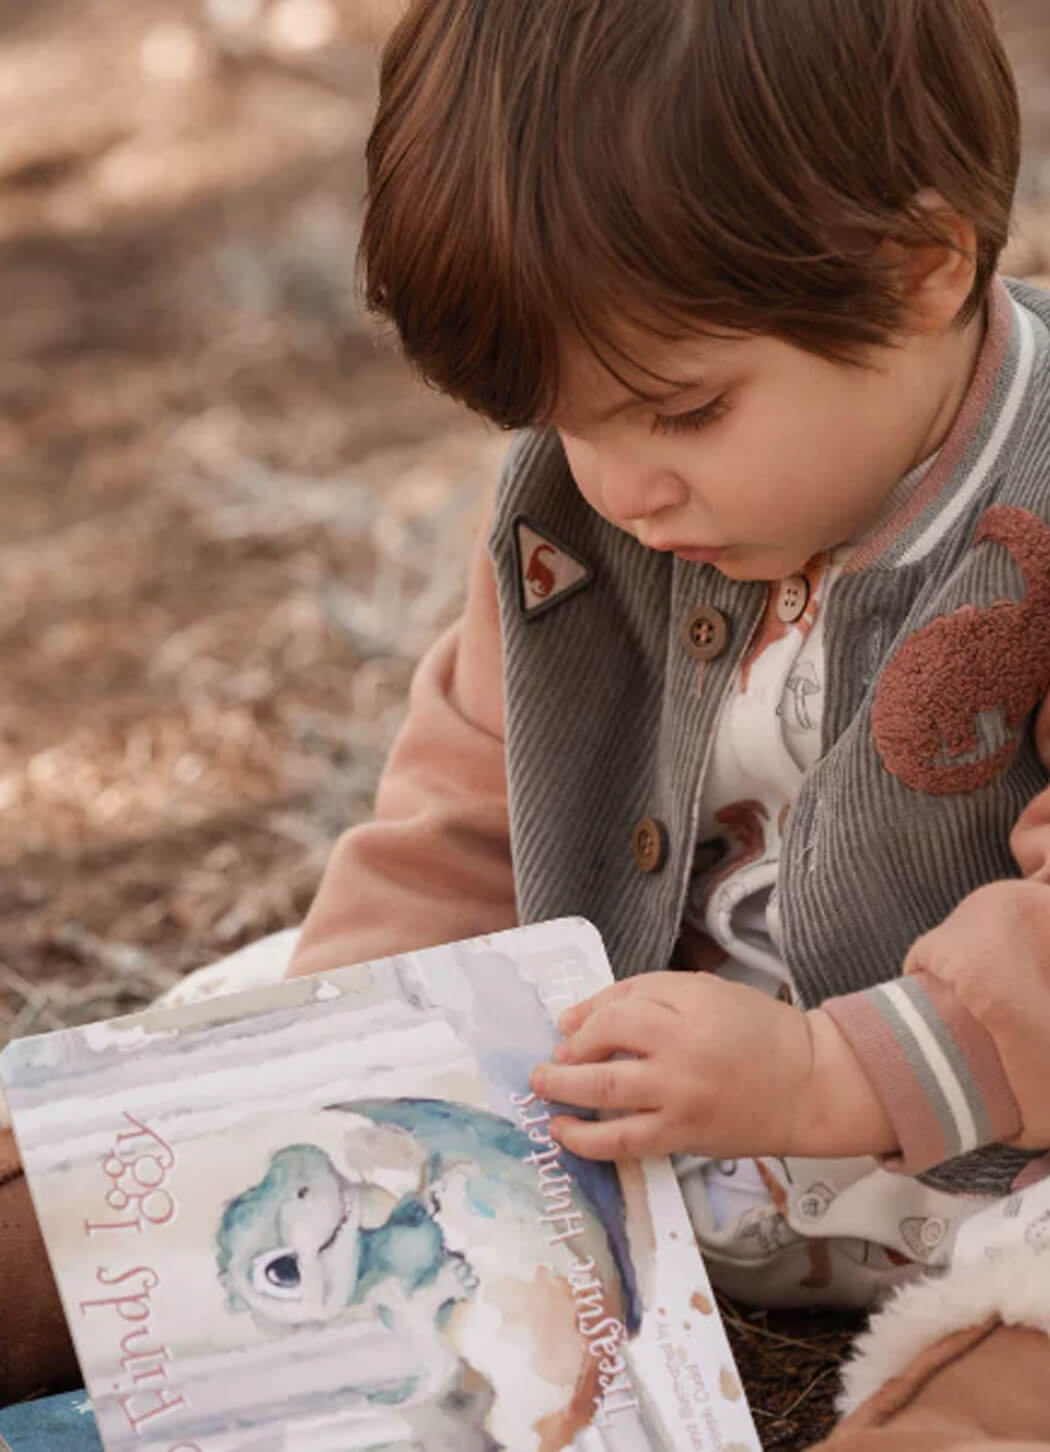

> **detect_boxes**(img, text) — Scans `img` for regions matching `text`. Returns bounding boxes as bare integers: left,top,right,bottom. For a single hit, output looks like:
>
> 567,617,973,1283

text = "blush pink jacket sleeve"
286,522,518,979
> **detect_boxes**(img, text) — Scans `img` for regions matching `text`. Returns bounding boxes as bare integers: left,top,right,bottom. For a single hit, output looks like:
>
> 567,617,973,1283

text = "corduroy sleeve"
286,521,518,980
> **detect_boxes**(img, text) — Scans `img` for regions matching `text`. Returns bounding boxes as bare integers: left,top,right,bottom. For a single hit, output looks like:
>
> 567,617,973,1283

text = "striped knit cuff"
823,971,1022,1174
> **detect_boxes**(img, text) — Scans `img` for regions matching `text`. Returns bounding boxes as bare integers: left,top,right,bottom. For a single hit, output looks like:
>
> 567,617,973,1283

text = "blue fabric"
0,1391,101,1451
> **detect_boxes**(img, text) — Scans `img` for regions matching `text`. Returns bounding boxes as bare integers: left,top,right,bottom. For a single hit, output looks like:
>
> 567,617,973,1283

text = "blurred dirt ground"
0,0,506,1024
1,0,1049,1441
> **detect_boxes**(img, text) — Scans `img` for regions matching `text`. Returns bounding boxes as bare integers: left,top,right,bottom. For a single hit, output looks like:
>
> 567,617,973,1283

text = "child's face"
555,321,975,581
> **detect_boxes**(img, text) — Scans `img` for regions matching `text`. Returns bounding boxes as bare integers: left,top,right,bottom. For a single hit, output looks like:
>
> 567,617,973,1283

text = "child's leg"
812,1250,1050,1449
152,927,299,1008
0,1128,79,1403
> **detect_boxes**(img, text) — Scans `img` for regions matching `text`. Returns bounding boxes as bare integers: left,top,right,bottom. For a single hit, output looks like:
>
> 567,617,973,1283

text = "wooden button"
774,574,810,624
632,817,668,873
682,606,729,661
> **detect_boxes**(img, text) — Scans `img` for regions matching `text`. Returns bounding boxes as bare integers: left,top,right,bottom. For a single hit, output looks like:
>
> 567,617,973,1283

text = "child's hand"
529,972,896,1163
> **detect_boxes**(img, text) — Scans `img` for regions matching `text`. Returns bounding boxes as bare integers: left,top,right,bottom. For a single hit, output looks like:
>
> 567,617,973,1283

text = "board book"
0,917,761,1452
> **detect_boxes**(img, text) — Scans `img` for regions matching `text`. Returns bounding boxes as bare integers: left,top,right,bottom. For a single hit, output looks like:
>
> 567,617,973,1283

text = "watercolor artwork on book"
1,918,761,1452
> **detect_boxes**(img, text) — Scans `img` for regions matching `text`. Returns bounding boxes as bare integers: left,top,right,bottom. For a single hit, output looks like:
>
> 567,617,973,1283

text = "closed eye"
651,397,728,437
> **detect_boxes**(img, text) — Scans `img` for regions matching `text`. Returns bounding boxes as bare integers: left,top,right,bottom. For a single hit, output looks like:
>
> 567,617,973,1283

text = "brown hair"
360,0,1020,428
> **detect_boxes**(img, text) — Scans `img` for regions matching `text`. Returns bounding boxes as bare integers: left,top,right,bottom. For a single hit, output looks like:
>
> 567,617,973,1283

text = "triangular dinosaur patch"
512,516,593,620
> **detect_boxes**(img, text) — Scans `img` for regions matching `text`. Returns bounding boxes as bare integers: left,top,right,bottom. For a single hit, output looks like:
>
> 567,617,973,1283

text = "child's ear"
898,190,980,334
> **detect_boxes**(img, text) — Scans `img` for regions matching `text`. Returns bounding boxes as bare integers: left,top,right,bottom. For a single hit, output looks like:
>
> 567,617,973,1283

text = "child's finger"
548,1110,665,1162
556,972,689,1035
556,978,637,1034
529,1057,661,1111
556,997,670,1063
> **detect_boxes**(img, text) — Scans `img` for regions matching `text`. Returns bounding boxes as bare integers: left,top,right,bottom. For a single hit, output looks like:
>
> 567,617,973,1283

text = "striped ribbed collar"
849,449,938,550
847,278,1046,573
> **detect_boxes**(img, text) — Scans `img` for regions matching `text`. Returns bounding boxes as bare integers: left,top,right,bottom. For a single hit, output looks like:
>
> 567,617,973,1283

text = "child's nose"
598,459,688,527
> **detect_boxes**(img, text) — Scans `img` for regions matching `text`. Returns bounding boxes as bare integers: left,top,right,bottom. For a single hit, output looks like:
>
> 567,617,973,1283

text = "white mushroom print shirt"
677,544,843,1000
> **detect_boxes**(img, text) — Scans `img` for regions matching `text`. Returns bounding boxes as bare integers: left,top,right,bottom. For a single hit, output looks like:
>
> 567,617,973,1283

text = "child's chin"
715,550,807,583
711,555,768,582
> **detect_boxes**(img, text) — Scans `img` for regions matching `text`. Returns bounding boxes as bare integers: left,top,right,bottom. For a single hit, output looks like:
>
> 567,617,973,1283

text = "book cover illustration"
1,918,761,1452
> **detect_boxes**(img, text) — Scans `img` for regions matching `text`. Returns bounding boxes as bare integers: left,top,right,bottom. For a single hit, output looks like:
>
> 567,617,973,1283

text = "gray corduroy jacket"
489,279,1050,1195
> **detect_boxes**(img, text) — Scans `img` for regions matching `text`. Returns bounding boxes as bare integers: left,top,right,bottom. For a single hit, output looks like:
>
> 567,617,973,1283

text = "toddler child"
286,0,1050,1444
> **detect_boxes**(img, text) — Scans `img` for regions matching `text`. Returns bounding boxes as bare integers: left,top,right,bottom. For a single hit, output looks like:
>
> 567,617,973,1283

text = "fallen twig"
754,1364,839,1425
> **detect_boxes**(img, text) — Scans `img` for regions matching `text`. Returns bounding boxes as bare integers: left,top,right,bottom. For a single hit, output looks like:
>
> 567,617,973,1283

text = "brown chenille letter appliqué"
873,506,1050,795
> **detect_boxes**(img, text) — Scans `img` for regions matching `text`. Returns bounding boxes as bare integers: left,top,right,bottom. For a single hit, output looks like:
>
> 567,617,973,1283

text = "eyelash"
651,397,728,437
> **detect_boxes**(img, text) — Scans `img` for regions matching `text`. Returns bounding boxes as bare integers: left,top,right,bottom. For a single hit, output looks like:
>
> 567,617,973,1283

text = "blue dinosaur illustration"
216,1095,643,1452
